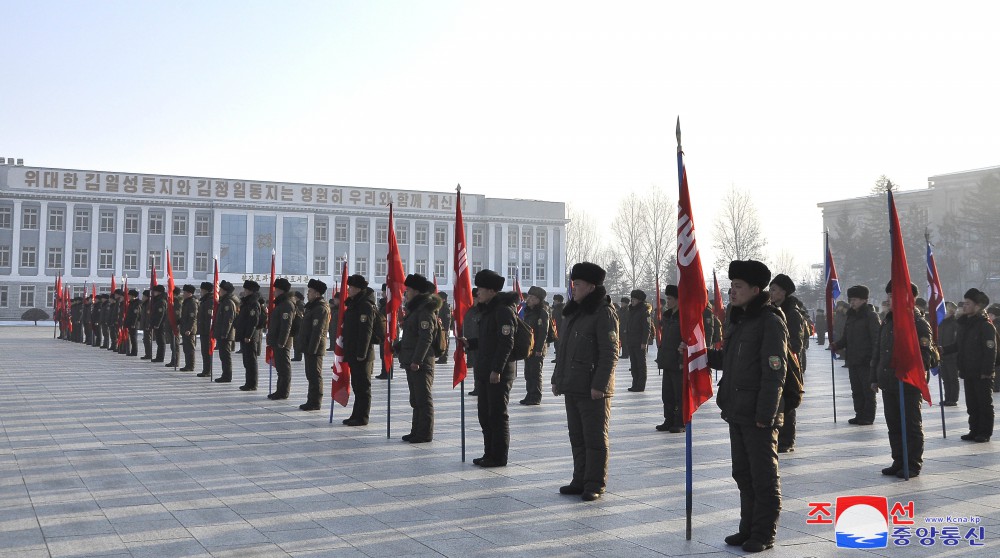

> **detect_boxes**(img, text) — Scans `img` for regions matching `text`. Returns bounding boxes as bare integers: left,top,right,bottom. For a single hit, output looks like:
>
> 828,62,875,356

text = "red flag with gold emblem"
452,186,473,387
330,260,351,407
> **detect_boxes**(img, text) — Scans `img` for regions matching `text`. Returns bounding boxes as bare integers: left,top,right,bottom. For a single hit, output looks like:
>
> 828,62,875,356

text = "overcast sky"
3,1,999,275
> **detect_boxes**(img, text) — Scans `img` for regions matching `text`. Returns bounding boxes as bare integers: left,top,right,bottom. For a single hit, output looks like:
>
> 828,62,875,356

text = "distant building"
0,160,566,319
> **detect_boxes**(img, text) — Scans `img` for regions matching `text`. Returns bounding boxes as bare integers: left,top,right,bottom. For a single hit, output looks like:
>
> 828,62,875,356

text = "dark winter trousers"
849,364,877,422
271,346,291,397
142,329,152,358
729,422,781,544
199,334,213,374
217,340,234,381
169,330,179,364
940,361,960,404
241,340,259,388
350,355,374,422
523,355,544,403
304,353,324,406
777,408,796,450
627,343,647,390
181,334,196,370
154,328,165,361
964,376,995,439
477,374,513,463
661,367,683,427
882,385,924,471
564,394,611,493
127,329,138,356
405,364,434,441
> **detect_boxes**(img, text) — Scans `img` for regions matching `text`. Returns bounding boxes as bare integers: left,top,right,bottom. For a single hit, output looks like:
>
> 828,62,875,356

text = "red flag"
119,277,130,345
265,250,276,365
825,234,841,345
54,275,62,326
384,204,406,376
513,276,525,317
887,190,932,404
65,285,72,334
330,260,351,407
110,275,116,300
165,250,178,336
712,270,725,349
91,283,96,304
676,119,713,425
210,257,219,355
654,275,663,345
452,186,474,387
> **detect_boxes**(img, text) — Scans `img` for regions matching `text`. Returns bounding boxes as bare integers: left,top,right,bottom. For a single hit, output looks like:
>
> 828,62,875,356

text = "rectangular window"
376,223,388,244
19,286,35,308
396,224,408,245
508,227,518,248
148,251,162,272
48,208,64,231
434,260,446,279
472,261,484,276
0,245,10,267
355,257,368,278
314,219,328,242
45,286,54,307
415,224,428,245
472,227,484,248
72,286,85,298
415,258,427,276
124,250,138,272
0,286,8,307
21,246,37,268
74,209,91,232
434,225,447,247
0,207,11,229
314,256,327,276
507,262,518,282
124,210,139,234
171,251,186,272
99,249,114,270
282,216,307,274
73,248,89,270
194,252,208,273
535,264,546,282
195,214,211,237
375,257,387,278
522,228,532,250
356,221,369,243
148,213,164,235
22,207,38,230
253,215,276,274
521,262,531,280
100,210,115,233
335,221,348,242
220,214,247,273
536,232,547,251
47,247,63,269
172,214,187,236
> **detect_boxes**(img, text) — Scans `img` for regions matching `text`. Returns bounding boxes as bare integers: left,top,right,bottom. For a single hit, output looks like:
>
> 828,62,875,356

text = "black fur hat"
273,278,291,292
770,273,796,295
630,289,647,301
664,284,679,298
307,279,327,295
846,285,870,300
570,262,606,286
243,280,260,292
528,286,547,299
219,280,234,293
964,288,990,307
474,269,505,291
347,274,368,289
884,281,918,297
200,281,213,292
182,284,196,294
552,294,563,302
728,260,771,290
152,284,166,294
128,289,138,297
404,273,435,294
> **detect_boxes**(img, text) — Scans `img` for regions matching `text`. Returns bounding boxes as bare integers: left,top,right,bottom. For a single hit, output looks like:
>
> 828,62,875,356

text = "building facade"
0,161,567,319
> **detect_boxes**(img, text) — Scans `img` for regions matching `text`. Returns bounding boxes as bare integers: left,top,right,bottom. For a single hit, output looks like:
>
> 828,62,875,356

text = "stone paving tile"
2,327,999,557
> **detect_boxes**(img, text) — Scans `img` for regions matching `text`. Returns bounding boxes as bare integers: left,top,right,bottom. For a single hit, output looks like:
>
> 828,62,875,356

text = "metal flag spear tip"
676,116,682,149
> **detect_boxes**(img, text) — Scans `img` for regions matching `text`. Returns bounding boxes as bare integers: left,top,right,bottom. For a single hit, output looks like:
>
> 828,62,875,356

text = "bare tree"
769,249,801,281
611,193,649,290
641,185,677,288
712,185,767,267
565,204,602,266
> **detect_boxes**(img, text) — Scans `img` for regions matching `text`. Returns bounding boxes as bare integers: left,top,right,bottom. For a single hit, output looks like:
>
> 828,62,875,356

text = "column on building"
305,212,315,277
348,215,357,276
65,202,76,281
212,207,223,274
89,204,99,281
115,205,125,276
546,225,554,290
138,206,148,281
10,200,22,281
245,211,254,276
37,201,47,282
368,216,377,284
407,218,416,277
187,208,195,281
275,212,284,275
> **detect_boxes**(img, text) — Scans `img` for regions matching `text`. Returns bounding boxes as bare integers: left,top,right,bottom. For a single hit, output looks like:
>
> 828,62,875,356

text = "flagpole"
925,231,947,439
826,232,838,424
460,379,466,462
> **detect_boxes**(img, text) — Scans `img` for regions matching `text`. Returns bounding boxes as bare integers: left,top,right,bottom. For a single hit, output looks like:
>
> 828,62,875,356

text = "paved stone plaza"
1,326,997,557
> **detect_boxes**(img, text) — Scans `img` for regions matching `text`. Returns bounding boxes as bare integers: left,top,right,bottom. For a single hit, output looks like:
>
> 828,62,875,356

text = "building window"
100,210,115,233
220,215,247,273
0,286,7,307
45,286,55,307
124,250,138,272
19,286,35,308
396,224,408,245
194,252,208,273
507,262,518,282
171,251,186,272
172,214,187,236
356,221,369,243
22,207,38,230
73,248,89,270
195,214,211,237
47,247,63,270
355,257,368,277
72,286,85,298
536,232,547,251
415,224,428,245
508,227,518,248
472,261,484,276
21,246,37,268
434,260,446,279
472,227,484,248
149,213,164,235
74,209,91,232
99,249,114,270
0,207,11,229
48,208,65,231
0,245,10,267
535,264,546,282
315,220,328,242
282,216,308,275
376,223,388,244
522,228,533,251
375,257,387,278
334,221,348,242
521,262,531,281
124,210,139,234
415,258,427,276
314,256,327,276
147,251,162,272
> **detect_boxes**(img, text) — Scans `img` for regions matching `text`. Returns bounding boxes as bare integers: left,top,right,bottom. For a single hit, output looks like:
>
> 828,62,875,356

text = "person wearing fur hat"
520,286,552,406
124,290,141,357
618,297,631,360
936,301,961,406
163,286,182,368
341,274,378,426
462,287,482,396
397,274,441,442
291,291,305,362
196,282,215,377
295,279,331,409
940,288,996,443
829,285,881,425
266,278,295,400
550,294,565,364
656,284,683,433
871,281,933,478
706,260,786,553
624,289,654,392
138,290,153,358
234,280,263,390
769,274,808,453
464,270,518,466
148,285,169,363
213,281,239,382
178,285,200,371
551,262,619,502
